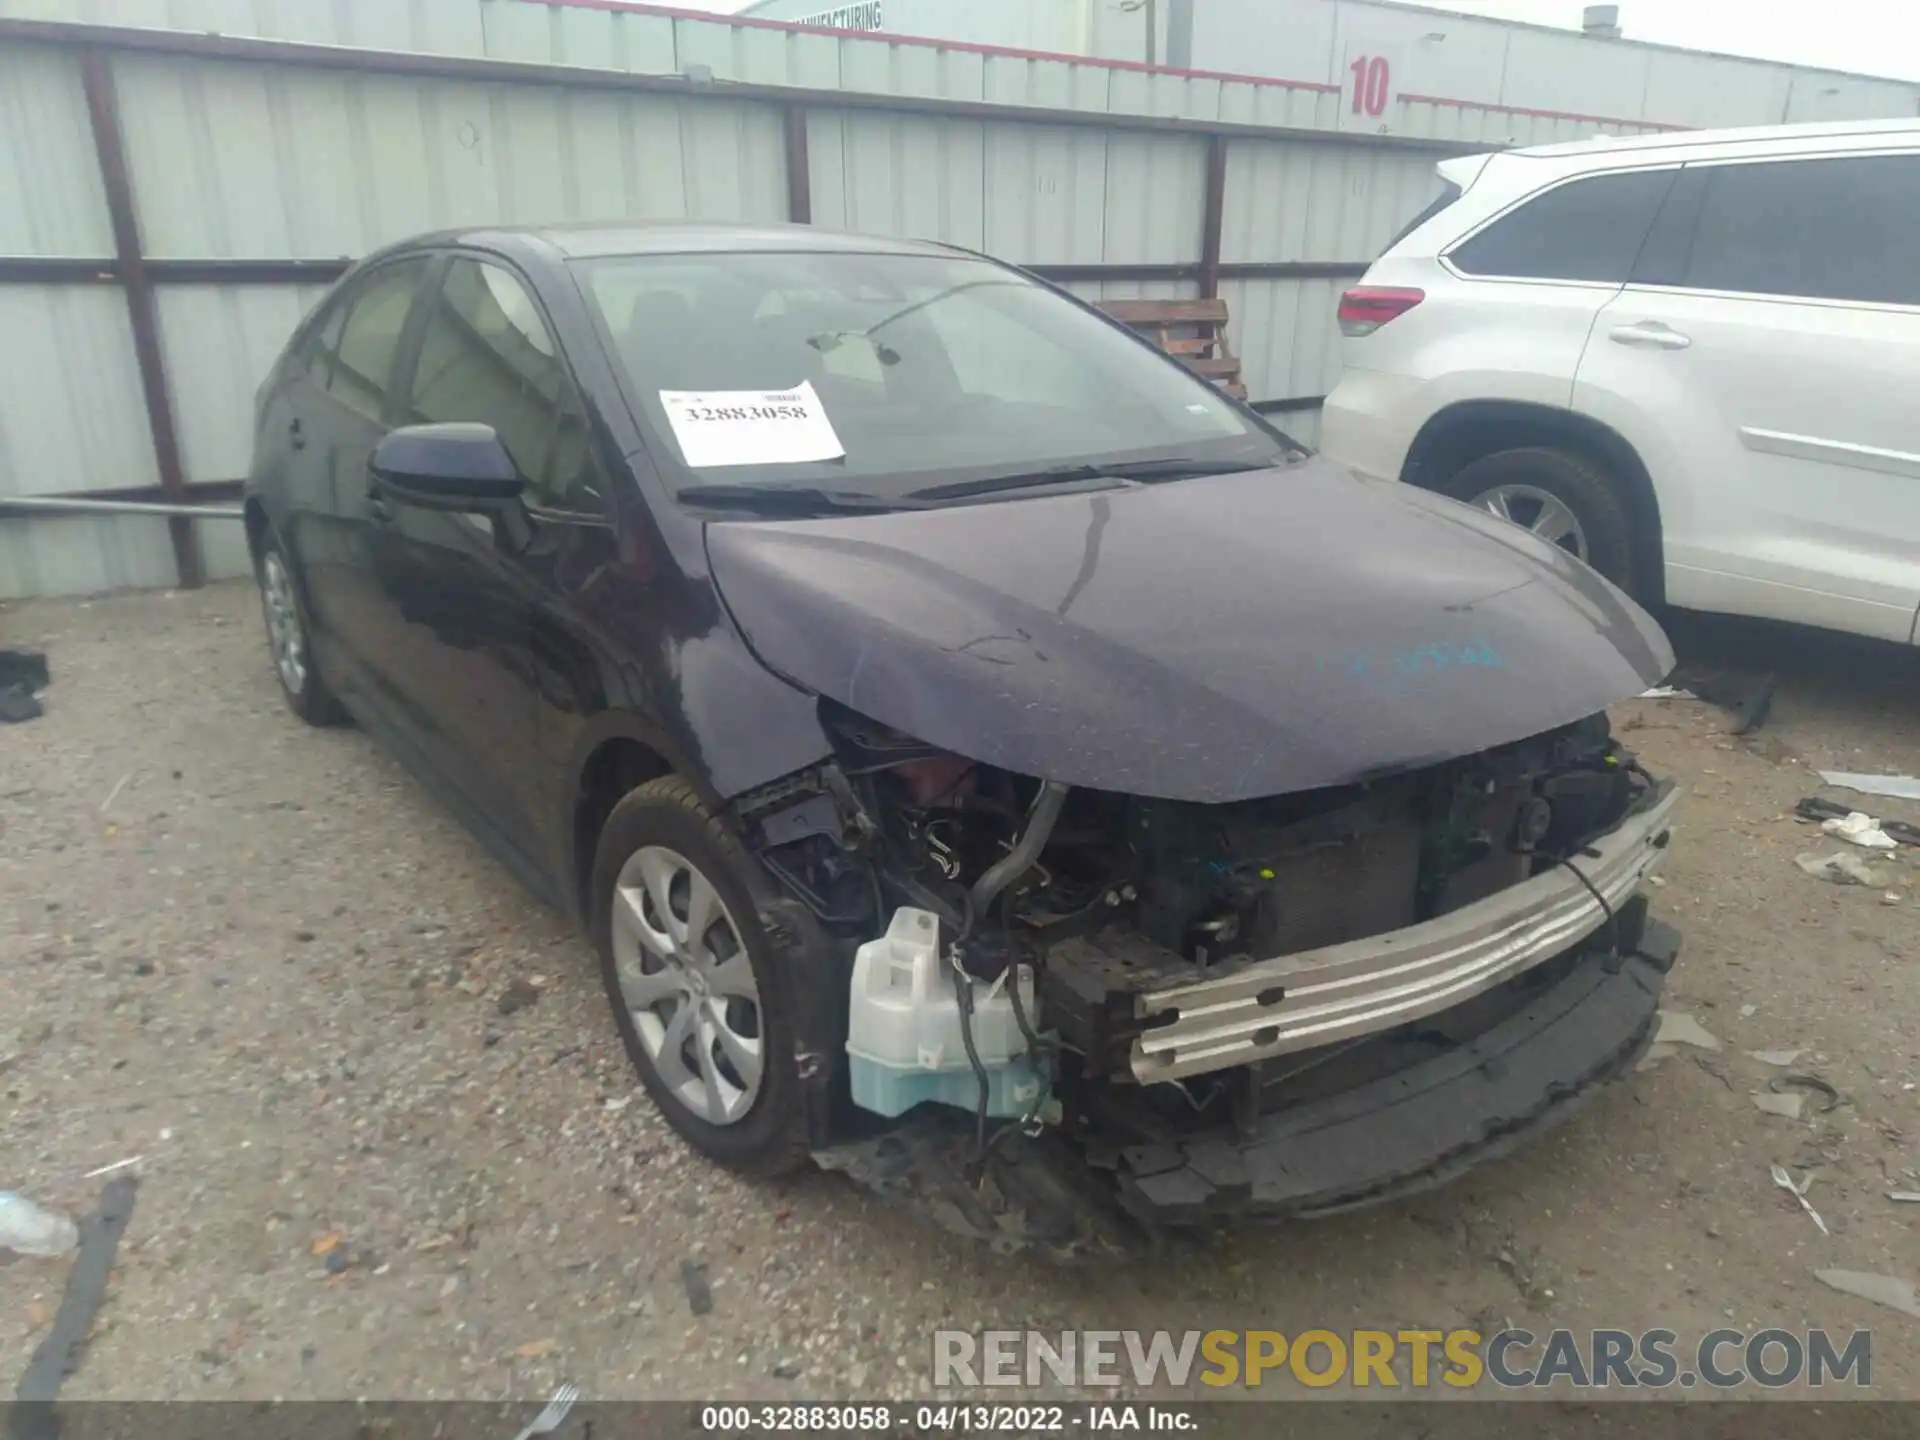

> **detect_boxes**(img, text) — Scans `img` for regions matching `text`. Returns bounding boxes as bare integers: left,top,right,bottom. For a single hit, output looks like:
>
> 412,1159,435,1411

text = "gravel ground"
2,583,1917,1403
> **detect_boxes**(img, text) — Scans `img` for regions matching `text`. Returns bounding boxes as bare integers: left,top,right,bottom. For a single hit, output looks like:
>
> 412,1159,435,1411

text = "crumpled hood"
705,460,1673,802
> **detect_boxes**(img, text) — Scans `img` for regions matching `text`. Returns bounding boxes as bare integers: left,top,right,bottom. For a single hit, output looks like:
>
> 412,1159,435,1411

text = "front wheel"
591,776,809,1176
1443,447,1638,595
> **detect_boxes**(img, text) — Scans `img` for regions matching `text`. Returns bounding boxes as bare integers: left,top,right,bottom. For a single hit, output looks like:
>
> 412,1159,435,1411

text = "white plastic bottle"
0,1192,79,1257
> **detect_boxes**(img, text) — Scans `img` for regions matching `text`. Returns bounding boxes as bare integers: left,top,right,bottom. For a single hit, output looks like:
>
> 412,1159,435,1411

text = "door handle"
288,417,307,451
1609,322,1691,351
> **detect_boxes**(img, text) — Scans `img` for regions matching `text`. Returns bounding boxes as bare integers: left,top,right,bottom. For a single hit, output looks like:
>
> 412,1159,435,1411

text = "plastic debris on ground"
1653,1010,1721,1051
1795,851,1890,887
1797,795,1920,846
1751,1092,1806,1121
1818,771,1920,802
0,647,49,725
1888,1191,1920,1204
1749,1049,1803,1067
1818,811,1899,850
1638,686,1694,699
1771,1164,1829,1237
1771,1073,1841,1113
1813,1269,1920,1319
0,1191,78,1257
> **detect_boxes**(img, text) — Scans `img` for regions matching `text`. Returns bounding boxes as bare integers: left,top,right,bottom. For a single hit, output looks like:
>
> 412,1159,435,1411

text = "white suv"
1321,119,1920,645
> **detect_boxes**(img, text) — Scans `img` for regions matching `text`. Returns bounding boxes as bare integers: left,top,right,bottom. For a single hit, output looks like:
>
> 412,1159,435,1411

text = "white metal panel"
1098,131,1205,264
805,109,986,247
0,286,154,499
1498,26,1648,125
1641,51,1793,131
0,45,113,258
111,53,787,260
156,282,332,484
986,124,1118,266
1,513,174,599
1783,71,1919,124
1222,275,1344,406
1221,138,1440,265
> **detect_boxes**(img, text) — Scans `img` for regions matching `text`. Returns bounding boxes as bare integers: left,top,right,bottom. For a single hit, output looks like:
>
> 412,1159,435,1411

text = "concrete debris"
1888,1192,1920,1204
1813,1269,1920,1320
1795,850,1890,887
1654,1010,1721,1052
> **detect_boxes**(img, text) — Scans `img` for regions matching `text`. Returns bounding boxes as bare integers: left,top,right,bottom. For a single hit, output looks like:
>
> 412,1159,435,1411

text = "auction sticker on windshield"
659,380,846,468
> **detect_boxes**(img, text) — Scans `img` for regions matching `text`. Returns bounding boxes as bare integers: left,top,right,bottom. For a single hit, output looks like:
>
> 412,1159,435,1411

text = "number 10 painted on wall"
1349,55,1392,117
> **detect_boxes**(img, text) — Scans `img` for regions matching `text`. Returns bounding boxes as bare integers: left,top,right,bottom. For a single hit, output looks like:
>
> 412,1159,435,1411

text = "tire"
257,531,346,726
1442,447,1639,596
591,776,809,1177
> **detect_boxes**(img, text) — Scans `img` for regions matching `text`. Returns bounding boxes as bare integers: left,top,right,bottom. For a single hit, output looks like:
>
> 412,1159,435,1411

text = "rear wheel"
591,776,808,1176
258,534,345,726
1443,447,1638,595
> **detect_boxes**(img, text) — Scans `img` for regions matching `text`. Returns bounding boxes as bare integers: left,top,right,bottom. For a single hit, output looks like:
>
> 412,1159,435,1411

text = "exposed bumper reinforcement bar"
1131,785,1679,1081
1114,920,1678,1225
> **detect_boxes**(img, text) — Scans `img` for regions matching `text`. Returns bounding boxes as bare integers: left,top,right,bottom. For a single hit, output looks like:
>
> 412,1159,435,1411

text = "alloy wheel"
262,552,308,694
1469,483,1589,562
610,845,764,1125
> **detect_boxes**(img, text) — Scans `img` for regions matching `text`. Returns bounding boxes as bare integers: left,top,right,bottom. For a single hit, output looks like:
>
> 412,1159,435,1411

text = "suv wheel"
258,536,345,725
591,776,808,1177
1443,447,1637,594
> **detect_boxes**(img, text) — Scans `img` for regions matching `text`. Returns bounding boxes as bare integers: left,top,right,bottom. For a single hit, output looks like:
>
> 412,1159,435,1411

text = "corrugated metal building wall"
0,0,1667,598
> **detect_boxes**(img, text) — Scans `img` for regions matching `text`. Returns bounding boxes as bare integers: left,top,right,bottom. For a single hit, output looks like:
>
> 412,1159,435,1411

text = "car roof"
396,221,967,262
1506,116,1920,163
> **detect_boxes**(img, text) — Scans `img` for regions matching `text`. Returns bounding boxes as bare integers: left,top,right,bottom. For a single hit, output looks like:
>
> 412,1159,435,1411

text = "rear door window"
1449,168,1676,284
1639,154,1920,306
326,259,432,423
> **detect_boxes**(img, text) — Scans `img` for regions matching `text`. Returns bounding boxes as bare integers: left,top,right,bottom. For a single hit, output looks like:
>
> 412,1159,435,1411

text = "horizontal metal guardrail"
1131,784,1680,1081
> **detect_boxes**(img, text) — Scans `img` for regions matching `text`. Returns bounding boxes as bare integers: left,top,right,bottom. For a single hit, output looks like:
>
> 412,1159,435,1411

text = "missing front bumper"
1130,784,1678,1081
813,919,1678,1251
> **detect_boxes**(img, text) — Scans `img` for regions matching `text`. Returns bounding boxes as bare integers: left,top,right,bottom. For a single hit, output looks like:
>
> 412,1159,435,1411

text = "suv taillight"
1338,286,1425,337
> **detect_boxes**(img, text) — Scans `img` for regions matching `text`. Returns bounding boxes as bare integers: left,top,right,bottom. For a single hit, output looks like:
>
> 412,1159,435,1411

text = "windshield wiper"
677,484,923,517
904,456,1275,504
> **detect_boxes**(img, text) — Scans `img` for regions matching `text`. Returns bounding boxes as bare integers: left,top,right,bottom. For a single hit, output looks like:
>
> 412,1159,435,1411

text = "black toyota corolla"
245,222,1681,1253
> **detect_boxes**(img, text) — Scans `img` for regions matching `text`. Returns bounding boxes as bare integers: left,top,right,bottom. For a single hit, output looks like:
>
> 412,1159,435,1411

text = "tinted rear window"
1450,168,1675,284
1384,181,1462,253
1637,155,1920,306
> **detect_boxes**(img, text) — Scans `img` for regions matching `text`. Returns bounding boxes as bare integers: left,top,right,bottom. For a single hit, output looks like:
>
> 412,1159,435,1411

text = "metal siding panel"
985,123,1108,266
0,44,112,257
1643,52,1793,130
1223,275,1340,406
806,109,986,247
113,54,784,257
156,282,331,485
608,9,680,75
0,514,178,599
1100,131,1204,264
0,286,155,499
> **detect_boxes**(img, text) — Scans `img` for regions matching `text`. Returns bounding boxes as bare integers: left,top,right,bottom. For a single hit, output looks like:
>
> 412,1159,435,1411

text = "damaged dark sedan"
244,222,1680,1253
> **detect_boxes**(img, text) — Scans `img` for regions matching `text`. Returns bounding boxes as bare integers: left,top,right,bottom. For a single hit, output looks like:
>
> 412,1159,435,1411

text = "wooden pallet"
1094,297,1247,399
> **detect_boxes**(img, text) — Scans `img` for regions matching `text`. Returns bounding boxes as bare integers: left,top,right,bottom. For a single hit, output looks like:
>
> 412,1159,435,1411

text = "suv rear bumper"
1319,367,1427,482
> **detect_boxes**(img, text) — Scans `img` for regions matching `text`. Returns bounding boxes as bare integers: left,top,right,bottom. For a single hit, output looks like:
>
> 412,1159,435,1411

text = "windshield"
575,250,1292,503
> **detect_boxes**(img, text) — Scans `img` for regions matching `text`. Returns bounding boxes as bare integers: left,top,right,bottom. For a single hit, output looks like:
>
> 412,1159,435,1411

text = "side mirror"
370,424,524,511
